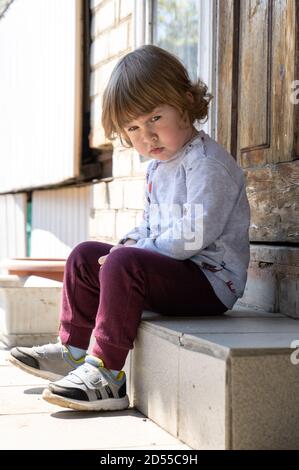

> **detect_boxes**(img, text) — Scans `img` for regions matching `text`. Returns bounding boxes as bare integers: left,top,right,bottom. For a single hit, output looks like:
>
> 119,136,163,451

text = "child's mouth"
150,147,164,155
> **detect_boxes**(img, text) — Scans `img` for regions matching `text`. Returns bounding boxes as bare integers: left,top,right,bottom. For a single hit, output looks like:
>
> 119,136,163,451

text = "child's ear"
181,108,192,127
186,91,194,104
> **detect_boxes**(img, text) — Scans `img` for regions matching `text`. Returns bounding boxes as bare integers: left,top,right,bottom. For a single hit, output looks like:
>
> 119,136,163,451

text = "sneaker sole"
42,388,130,411
8,354,62,382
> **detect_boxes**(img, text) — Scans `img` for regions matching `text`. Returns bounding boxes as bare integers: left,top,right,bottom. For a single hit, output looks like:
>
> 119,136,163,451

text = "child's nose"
142,128,158,145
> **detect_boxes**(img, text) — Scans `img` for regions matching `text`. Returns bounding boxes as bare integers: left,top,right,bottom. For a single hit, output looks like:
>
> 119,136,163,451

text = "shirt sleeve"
133,160,240,260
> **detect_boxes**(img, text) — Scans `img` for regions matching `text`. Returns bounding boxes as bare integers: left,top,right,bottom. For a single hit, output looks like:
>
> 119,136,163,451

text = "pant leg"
59,241,113,349
92,246,228,370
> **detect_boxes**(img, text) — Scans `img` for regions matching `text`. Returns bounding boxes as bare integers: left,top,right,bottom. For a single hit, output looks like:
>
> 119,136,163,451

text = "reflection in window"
152,0,199,81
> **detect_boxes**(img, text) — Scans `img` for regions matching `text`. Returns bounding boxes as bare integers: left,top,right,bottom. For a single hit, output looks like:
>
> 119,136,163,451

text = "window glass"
152,0,199,81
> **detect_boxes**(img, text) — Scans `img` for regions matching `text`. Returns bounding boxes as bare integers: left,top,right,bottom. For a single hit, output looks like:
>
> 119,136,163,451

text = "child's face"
124,104,194,161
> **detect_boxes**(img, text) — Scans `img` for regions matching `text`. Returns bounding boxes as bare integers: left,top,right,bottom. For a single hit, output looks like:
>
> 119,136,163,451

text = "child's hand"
98,244,126,266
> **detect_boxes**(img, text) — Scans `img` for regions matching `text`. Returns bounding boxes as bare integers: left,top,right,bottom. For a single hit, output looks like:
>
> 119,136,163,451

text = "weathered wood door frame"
216,0,299,167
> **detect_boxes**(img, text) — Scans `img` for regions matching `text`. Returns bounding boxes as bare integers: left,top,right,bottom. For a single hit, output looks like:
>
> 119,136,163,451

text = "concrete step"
0,275,61,347
129,307,299,450
0,350,190,450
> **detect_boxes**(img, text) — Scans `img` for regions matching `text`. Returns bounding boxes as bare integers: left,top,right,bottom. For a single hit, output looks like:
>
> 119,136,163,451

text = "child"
9,45,250,411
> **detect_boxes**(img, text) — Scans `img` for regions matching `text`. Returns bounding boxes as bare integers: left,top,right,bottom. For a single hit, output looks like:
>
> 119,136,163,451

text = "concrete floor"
0,349,190,450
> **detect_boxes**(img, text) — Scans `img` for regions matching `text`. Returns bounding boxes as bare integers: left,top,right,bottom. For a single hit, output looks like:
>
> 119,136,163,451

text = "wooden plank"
238,0,273,167
244,160,299,242
271,0,297,163
239,0,299,167
294,0,299,157
238,0,270,152
216,0,234,153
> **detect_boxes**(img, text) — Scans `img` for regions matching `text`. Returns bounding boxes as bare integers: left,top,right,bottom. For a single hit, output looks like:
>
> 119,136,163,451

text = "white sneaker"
42,355,129,411
9,342,85,381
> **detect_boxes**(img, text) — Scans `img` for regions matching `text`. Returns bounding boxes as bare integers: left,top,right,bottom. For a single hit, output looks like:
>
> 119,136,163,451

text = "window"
152,0,200,82
81,1,112,180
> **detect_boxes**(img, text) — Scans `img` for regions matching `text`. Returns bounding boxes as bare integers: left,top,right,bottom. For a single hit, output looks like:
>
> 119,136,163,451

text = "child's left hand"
98,244,126,266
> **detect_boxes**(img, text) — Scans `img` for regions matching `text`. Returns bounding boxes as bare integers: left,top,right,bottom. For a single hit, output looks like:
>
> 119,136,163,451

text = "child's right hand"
98,240,136,266
98,245,123,266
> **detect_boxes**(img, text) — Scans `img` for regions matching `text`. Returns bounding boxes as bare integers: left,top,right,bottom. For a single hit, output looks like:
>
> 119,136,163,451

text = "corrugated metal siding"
0,0,82,193
0,193,26,260
31,186,90,258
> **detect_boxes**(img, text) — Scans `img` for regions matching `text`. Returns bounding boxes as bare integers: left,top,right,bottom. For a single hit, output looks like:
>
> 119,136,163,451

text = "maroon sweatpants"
59,241,228,370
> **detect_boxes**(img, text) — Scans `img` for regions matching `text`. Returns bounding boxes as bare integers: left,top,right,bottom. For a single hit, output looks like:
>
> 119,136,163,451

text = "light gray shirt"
118,130,251,309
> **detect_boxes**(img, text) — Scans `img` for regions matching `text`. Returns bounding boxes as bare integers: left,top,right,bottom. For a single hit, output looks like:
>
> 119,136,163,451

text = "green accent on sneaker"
85,354,105,368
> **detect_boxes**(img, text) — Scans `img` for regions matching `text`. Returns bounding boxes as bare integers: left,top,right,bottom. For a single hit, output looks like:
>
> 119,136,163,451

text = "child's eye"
127,115,161,132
